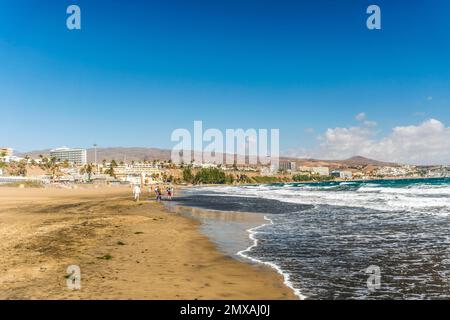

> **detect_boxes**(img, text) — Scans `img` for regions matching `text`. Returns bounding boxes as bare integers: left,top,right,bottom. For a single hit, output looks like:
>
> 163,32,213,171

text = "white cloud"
355,112,366,121
285,117,450,165
363,120,377,127
355,112,377,127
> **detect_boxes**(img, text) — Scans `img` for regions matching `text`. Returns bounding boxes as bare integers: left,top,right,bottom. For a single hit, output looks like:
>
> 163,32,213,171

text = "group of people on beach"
133,184,174,202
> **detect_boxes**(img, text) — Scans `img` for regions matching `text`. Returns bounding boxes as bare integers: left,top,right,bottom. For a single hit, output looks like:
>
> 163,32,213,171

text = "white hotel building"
50,147,87,165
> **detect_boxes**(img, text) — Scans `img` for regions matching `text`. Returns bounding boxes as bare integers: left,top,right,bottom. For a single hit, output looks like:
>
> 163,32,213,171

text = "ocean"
174,178,450,300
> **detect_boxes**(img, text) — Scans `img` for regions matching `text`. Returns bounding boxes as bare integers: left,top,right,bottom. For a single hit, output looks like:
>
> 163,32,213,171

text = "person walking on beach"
158,188,163,202
154,185,162,202
133,184,141,202
166,187,172,200
167,186,173,200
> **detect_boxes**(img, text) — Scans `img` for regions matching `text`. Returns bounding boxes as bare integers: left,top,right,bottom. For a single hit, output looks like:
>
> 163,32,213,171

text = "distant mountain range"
282,155,399,168
17,147,399,168
17,147,172,163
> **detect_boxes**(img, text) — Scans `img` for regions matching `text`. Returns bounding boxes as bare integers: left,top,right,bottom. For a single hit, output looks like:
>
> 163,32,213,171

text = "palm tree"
63,159,70,168
80,164,93,181
17,160,27,176
104,164,116,178
46,157,59,180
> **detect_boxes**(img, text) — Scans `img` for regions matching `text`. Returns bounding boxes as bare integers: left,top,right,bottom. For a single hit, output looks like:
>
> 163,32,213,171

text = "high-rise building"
279,160,297,172
50,147,87,165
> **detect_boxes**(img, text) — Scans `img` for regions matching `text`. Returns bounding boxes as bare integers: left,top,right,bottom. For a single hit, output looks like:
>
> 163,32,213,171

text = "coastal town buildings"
102,163,166,184
1,155,25,163
0,148,13,156
331,170,353,179
295,166,330,176
260,164,279,176
0,148,22,163
423,166,450,178
312,167,330,176
2,144,449,185
113,163,163,176
260,166,272,176
374,166,416,177
192,162,218,169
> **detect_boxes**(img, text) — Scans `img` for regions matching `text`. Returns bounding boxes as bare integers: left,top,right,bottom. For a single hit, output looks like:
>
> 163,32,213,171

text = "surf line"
236,215,307,300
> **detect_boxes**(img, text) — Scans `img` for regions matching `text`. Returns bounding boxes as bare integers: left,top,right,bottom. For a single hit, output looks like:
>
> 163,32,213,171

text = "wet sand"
0,185,296,299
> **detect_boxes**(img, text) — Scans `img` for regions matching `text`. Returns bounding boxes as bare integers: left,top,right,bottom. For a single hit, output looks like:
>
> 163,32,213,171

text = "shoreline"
172,188,307,300
0,185,297,299
177,176,448,189
236,215,306,300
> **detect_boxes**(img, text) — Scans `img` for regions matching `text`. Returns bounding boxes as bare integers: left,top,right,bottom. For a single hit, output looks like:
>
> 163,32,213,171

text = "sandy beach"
0,185,295,300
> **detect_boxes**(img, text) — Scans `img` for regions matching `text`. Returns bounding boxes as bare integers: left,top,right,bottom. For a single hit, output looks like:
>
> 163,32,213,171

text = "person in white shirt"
133,184,141,202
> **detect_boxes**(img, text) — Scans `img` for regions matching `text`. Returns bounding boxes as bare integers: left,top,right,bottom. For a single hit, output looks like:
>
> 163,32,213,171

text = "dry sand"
0,185,296,299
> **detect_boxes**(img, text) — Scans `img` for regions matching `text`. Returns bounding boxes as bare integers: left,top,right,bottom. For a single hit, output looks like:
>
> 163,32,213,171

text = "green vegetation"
104,163,116,178
292,174,311,181
235,174,252,184
97,254,113,260
0,151,6,169
193,168,226,184
224,174,235,184
5,160,28,176
181,166,337,185
182,167,194,183
292,174,334,182
39,156,60,179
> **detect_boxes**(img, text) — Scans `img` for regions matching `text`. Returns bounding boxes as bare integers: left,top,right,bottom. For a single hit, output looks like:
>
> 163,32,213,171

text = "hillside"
86,147,171,163
17,147,172,163
340,156,398,167
280,155,399,169
17,148,400,167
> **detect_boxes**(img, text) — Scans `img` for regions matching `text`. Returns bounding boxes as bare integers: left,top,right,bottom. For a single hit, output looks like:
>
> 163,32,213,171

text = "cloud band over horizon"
285,116,450,166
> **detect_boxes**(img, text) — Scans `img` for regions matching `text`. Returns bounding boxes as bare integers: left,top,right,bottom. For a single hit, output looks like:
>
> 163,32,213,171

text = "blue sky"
1,1,449,162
